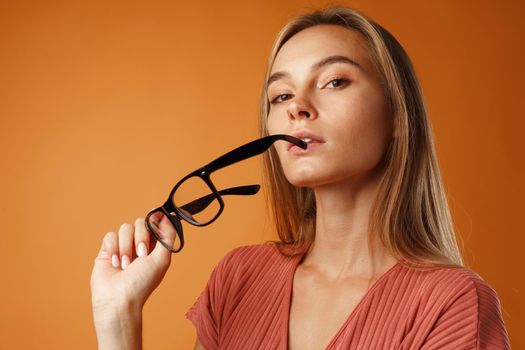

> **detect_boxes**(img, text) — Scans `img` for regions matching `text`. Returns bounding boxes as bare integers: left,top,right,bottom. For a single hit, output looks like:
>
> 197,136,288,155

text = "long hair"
259,6,464,268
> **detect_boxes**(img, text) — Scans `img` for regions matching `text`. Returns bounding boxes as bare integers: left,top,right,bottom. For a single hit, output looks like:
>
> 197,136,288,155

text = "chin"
283,169,331,188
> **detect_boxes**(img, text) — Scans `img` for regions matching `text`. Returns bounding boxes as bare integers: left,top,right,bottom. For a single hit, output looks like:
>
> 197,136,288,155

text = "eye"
324,77,350,89
269,93,293,104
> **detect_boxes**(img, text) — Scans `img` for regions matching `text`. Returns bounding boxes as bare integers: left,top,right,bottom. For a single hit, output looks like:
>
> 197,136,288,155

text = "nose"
286,96,317,121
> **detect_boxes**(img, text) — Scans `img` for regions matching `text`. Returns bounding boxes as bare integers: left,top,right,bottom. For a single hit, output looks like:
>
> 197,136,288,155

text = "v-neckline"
282,254,402,350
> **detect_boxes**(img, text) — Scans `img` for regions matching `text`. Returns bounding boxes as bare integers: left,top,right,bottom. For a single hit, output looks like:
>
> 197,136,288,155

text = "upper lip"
288,130,325,150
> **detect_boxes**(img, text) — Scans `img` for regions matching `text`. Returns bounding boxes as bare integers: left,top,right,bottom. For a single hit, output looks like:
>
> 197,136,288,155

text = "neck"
302,172,397,281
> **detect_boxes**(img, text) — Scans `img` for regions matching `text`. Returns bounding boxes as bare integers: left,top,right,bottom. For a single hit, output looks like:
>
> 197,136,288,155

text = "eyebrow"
266,55,363,89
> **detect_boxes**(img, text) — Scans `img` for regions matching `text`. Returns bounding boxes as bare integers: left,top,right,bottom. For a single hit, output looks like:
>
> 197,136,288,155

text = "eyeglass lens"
172,176,220,224
148,176,221,252
147,211,182,251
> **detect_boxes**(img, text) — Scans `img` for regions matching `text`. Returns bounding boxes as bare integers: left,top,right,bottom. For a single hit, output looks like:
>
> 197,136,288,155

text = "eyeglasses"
145,134,306,253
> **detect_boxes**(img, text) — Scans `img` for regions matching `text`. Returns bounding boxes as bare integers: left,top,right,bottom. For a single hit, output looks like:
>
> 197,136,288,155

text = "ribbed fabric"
186,243,510,349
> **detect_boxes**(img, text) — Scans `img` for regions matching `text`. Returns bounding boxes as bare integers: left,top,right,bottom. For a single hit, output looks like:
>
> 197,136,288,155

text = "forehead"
271,24,371,73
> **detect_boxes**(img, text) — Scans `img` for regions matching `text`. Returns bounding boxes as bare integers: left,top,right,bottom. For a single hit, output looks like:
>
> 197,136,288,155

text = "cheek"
324,86,392,175
265,111,288,159
341,84,392,145
266,113,276,134
362,82,392,137
266,109,282,134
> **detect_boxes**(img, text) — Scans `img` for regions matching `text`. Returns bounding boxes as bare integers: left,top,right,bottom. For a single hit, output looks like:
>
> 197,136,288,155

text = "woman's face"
266,25,393,188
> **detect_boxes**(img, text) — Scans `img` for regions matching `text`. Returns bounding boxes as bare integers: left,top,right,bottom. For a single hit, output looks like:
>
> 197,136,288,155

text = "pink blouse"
186,243,510,349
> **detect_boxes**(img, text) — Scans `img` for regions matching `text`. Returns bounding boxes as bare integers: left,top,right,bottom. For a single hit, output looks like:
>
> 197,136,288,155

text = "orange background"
0,0,522,348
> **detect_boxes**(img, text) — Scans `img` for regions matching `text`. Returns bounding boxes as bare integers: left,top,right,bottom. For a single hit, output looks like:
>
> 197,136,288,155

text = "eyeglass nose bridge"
158,176,225,241
171,170,226,227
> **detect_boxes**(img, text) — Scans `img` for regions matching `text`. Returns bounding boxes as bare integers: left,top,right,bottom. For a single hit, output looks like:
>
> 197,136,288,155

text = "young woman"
91,6,510,350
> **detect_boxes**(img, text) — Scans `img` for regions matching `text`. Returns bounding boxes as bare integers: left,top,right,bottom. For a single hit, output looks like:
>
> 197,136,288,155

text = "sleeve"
185,266,221,350
185,248,241,350
420,273,511,350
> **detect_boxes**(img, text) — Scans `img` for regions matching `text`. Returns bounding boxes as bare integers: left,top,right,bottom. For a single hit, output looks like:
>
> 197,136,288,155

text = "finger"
147,212,179,251
150,214,176,268
103,231,120,268
134,217,150,258
118,223,134,270
97,236,106,255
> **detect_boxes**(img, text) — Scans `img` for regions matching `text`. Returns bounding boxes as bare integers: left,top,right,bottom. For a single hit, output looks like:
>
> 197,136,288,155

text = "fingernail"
111,254,120,268
121,255,130,270
137,242,147,258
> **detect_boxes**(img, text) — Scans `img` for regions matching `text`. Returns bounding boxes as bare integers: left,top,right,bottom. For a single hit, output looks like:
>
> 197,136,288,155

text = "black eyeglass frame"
145,134,307,253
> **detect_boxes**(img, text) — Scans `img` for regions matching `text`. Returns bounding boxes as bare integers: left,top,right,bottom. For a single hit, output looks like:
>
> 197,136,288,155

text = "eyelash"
269,77,350,104
325,77,350,88
270,93,292,104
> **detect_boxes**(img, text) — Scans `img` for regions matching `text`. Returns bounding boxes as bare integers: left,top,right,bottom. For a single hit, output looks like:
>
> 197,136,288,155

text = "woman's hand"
90,217,176,349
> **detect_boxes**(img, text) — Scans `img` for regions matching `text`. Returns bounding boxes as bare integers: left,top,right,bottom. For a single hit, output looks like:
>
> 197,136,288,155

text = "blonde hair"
259,6,464,268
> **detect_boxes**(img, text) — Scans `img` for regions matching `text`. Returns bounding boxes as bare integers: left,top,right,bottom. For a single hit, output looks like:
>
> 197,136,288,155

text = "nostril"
300,111,311,118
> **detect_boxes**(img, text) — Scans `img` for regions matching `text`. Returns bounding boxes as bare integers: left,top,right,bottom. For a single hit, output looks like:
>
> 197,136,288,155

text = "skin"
266,25,398,349
90,218,173,350
90,24,397,350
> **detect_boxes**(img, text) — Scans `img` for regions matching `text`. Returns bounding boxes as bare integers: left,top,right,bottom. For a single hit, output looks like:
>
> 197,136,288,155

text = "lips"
287,130,325,153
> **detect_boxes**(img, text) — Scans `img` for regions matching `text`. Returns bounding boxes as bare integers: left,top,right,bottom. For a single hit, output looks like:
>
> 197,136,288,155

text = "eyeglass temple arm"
205,134,306,173
179,184,261,215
